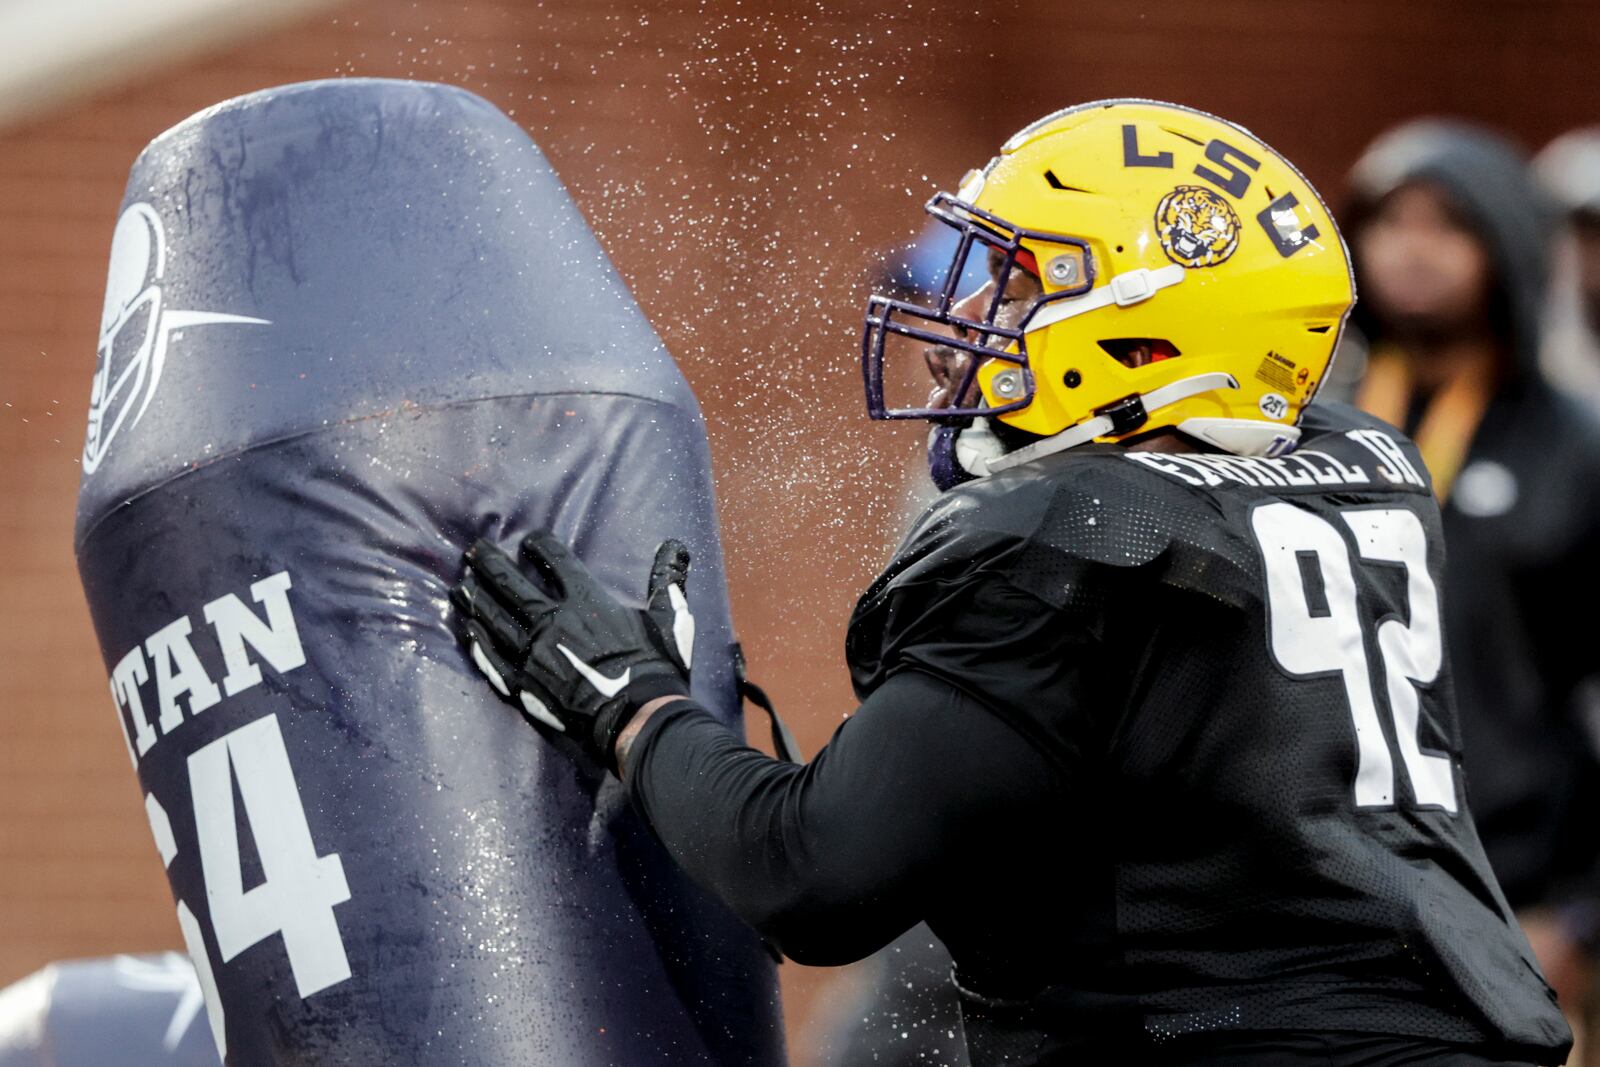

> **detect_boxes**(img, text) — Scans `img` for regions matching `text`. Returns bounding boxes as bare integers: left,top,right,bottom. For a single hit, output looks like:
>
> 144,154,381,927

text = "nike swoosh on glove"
452,531,694,773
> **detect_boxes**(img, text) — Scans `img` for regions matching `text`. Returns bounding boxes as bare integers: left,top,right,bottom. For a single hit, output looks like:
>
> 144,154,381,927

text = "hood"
1344,119,1557,376
1535,126,1600,218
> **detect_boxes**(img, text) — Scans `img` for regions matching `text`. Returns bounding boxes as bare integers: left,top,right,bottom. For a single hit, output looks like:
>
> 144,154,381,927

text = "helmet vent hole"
1307,324,1332,333
1097,338,1182,369
1043,169,1092,193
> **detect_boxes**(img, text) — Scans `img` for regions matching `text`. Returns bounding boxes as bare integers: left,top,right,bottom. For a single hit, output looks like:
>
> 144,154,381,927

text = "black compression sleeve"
624,669,1061,966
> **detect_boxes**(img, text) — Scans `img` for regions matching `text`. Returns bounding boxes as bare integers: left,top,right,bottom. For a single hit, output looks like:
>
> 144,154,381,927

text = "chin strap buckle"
1094,393,1149,436
1109,267,1157,306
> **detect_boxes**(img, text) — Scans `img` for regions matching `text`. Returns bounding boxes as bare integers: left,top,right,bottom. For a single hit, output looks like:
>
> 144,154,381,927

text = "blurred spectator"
1340,119,1600,1054
1535,128,1600,415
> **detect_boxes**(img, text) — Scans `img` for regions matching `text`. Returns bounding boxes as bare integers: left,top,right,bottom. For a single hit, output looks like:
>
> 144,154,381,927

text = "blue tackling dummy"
74,79,786,1066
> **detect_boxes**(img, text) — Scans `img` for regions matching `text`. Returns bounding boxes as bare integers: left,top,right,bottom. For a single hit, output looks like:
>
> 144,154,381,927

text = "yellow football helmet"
862,99,1355,466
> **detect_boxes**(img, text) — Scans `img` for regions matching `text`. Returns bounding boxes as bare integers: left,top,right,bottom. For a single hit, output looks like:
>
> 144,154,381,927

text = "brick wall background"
2,1,1597,1060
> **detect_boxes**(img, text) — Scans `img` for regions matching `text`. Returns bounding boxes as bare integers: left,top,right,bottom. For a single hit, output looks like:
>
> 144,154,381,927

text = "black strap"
733,643,802,764
733,643,800,965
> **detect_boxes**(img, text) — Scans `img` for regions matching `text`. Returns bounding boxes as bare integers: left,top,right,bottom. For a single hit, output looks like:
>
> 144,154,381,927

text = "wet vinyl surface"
75,81,784,1066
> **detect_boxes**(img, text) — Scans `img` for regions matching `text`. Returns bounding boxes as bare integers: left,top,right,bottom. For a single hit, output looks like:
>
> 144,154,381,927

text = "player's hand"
452,532,694,772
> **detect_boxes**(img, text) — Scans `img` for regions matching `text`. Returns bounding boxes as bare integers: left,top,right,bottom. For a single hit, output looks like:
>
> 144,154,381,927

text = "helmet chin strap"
1024,264,1187,331
984,371,1241,474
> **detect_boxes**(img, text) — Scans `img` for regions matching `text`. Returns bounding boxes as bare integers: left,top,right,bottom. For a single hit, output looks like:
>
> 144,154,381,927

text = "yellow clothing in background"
1354,347,1495,502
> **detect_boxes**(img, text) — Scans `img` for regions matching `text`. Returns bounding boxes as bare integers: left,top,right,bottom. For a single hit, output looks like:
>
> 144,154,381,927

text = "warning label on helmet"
1254,351,1297,393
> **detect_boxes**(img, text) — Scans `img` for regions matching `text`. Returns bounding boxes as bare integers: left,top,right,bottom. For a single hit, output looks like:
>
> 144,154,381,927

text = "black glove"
452,531,694,772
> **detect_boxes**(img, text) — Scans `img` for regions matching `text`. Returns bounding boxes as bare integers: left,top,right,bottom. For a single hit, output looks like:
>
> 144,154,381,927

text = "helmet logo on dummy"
83,203,270,475
1154,185,1241,268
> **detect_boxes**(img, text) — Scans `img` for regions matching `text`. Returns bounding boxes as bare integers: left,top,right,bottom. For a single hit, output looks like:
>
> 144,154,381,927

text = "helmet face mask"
862,192,1095,422
860,99,1355,461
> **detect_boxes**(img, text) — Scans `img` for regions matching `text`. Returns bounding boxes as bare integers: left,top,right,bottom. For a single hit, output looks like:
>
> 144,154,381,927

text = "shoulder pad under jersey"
845,402,1434,697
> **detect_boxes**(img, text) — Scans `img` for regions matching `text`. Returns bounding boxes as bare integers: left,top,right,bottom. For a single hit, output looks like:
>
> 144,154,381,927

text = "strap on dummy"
733,643,802,764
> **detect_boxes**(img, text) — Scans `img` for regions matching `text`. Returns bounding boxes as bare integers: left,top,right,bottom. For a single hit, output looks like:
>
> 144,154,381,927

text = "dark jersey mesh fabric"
845,403,1570,1061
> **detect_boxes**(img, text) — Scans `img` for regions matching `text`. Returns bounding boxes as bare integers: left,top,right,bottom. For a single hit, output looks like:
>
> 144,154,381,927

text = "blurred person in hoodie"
1535,129,1600,416
1343,120,1600,1051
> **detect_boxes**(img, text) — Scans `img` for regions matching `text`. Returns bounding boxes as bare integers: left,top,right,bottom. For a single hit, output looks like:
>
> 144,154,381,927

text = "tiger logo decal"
1155,185,1241,268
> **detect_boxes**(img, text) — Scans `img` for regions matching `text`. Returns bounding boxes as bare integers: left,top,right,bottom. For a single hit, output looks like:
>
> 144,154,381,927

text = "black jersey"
844,402,1570,1061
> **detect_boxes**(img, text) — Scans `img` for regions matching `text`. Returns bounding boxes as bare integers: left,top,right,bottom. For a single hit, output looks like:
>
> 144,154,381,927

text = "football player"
454,101,1573,1065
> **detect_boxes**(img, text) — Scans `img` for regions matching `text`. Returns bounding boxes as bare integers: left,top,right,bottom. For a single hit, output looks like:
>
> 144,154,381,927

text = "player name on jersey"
105,571,306,766
1127,427,1427,491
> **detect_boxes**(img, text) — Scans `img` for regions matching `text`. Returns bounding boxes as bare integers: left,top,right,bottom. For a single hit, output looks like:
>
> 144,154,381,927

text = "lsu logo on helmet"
1156,185,1240,268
